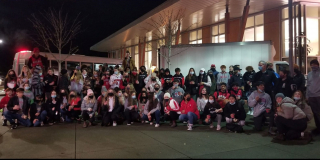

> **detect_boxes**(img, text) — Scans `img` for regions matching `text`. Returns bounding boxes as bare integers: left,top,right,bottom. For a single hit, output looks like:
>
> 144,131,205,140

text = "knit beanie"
87,89,93,96
275,93,285,99
164,93,171,99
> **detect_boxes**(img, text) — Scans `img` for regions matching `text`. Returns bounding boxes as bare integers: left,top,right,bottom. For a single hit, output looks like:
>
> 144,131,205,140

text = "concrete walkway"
0,116,319,159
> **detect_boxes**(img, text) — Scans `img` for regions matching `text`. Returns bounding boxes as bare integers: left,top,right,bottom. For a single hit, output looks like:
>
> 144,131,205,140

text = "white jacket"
109,73,123,89
145,77,162,92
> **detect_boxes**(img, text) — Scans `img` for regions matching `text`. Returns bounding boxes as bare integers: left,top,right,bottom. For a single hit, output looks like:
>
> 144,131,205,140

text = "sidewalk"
0,115,319,159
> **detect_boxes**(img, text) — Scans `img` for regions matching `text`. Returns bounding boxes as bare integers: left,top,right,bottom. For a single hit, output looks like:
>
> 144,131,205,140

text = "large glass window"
134,46,139,68
145,42,152,68
212,23,225,43
306,6,319,56
189,29,202,44
67,61,80,75
243,14,264,42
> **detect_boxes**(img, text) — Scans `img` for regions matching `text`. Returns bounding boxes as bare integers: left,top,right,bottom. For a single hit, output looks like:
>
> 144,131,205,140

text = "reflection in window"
189,29,202,44
212,23,225,43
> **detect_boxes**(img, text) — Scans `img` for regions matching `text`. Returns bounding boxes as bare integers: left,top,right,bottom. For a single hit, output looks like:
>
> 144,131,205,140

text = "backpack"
226,123,244,133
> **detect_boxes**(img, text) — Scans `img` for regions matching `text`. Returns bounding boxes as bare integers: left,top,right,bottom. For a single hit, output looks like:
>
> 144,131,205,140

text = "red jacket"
164,98,180,114
69,97,81,111
119,78,130,90
97,96,103,114
214,90,230,108
180,98,200,119
0,95,11,109
230,89,242,98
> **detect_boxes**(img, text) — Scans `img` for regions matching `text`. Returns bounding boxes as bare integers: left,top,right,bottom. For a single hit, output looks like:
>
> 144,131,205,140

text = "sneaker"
268,127,276,136
187,125,192,131
11,123,17,129
2,120,7,126
210,125,214,129
113,122,117,127
301,132,313,143
155,124,160,127
127,123,131,126
150,122,153,125
83,122,88,128
216,125,221,131
40,122,44,127
183,121,187,124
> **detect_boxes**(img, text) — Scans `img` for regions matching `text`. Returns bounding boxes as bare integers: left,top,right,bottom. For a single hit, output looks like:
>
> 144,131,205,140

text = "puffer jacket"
295,100,313,121
277,97,306,120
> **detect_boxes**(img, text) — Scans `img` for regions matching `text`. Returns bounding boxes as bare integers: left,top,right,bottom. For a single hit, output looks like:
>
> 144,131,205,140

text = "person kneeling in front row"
179,92,200,131
224,95,246,132
30,95,47,127
203,95,223,130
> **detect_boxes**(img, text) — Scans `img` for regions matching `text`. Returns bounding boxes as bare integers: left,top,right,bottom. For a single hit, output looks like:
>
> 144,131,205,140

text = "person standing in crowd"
229,65,234,76
173,68,185,88
161,68,173,92
292,64,306,92
252,61,278,96
198,68,212,96
179,92,200,131
275,70,294,97
168,79,185,105
91,71,102,99
306,59,320,136
228,66,244,91
197,87,209,124
214,82,230,109
163,93,180,127
98,65,105,78
23,83,34,104
154,83,164,116
69,91,82,123
81,89,97,128
30,95,47,127
122,51,135,71
124,91,140,125
243,66,255,96
209,64,219,80
203,95,223,130
185,68,198,101
31,65,46,97
59,69,70,92
46,90,60,125
224,95,246,129
120,72,130,90
273,94,310,141
159,68,165,79
101,69,111,90
136,66,147,95
248,81,276,135
267,62,280,78
207,70,217,95
110,67,123,89
4,88,32,129
70,66,84,94
82,68,92,92
97,86,108,118
0,88,14,126
142,92,161,127
4,69,18,91
217,65,230,90
44,68,58,100
101,88,124,127
27,47,48,72
145,73,161,92
17,65,32,89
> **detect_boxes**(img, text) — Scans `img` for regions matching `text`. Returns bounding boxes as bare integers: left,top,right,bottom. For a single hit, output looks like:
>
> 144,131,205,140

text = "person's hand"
255,96,260,102
230,113,235,118
13,105,20,110
233,118,238,122
276,107,282,112
69,106,74,111
266,108,271,113
49,81,54,85
218,97,224,101
247,81,250,85
178,92,182,96
88,108,93,112
217,108,223,113
136,80,139,84
172,86,175,89
35,113,40,116
181,110,185,114
124,93,128,97
33,119,38,124
22,115,27,119
236,96,241,100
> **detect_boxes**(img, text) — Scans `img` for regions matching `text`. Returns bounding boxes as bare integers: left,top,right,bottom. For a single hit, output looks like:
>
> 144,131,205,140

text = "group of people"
1,48,320,143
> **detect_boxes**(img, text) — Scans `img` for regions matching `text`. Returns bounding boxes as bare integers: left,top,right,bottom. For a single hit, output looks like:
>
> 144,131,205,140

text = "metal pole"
294,5,297,64
298,4,302,72
303,5,307,74
288,0,294,75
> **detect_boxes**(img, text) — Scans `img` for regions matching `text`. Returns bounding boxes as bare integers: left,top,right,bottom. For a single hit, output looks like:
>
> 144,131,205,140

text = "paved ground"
0,111,319,159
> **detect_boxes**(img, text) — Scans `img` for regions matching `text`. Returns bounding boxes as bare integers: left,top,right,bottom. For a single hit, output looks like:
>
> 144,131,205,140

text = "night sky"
0,0,166,74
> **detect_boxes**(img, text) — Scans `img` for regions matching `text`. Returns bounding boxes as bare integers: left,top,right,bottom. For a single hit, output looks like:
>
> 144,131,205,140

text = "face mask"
151,78,156,82
174,84,178,87
118,93,122,96
35,99,41,103
154,88,160,91
311,66,319,71
200,72,204,75
293,97,300,100
24,87,30,90
94,75,98,77
234,71,238,74
164,99,169,103
114,71,118,75
9,74,15,77
132,72,137,76
70,95,75,98
258,89,264,92
61,93,66,97
102,93,106,97
209,100,214,103
39,73,42,76
51,95,56,98
230,102,236,105
190,72,194,75
89,96,94,99
186,97,191,101
294,69,299,73
258,66,263,71
108,93,114,97
132,96,136,99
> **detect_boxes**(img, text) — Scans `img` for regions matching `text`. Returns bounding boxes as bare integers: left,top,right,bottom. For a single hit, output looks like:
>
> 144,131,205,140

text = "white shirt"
108,97,114,112
109,74,123,89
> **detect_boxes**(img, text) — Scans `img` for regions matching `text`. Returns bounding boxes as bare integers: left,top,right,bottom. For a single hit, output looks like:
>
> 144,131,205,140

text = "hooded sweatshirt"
180,98,200,119
248,90,272,117
306,68,320,98
295,100,313,121
168,86,185,104
277,97,306,120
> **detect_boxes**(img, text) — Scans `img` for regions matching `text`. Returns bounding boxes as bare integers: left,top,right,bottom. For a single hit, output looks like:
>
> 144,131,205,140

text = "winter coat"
31,69,46,96
275,76,294,97
0,94,11,109
145,77,162,92
217,72,230,89
7,96,30,115
109,73,123,89
197,97,208,112
295,100,313,121
224,101,246,120
58,75,70,91
30,102,46,121
161,74,173,92
164,98,181,114
81,96,98,113
306,68,320,98
214,90,230,108
185,75,198,96
168,86,185,104
122,57,135,71
277,97,306,120
198,72,212,95
243,70,255,92
180,98,200,119
207,72,217,95
173,73,185,88
44,74,58,93
203,101,222,116
28,54,48,70
252,70,278,95
144,100,161,115
228,73,245,89
46,98,61,113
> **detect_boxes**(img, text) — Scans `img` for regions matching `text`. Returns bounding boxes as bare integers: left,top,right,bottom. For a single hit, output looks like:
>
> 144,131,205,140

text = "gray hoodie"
168,86,185,104
81,97,98,116
278,97,306,120
217,72,230,89
248,90,272,117
295,100,313,121
306,68,320,98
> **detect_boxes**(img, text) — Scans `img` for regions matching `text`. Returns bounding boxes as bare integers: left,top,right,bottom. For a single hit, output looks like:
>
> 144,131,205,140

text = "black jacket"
292,71,306,92
173,73,184,88
45,98,61,112
203,101,222,116
7,96,30,115
58,75,70,91
138,72,148,88
243,70,255,92
223,101,246,120
229,73,245,89
30,102,46,121
252,70,278,94
101,96,124,114
44,74,58,93
275,76,294,97
185,75,198,95
162,74,173,92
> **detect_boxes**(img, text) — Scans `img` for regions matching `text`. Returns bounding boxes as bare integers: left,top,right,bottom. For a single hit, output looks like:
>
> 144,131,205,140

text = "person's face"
114,69,118,74
232,86,238,90
201,88,207,94
229,97,236,104
184,94,190,100
268,65,273,69
221,68,226,72
117,91,122,96
257,84,265,91
7,91,13,97
229,67,233,71
311,63,319,68
124,73,128,77
105,71,110,75
70,92,76,96
88,93,94,97
94,71,98,76
74,70,78,73
9,71,14,76
142,88,147,92
82,70,87,75
126,53,130,58
99,66,102,69
209,96,214,101
173,82,179,86
23,67,28,73
276,97,283,104
294,92,301,99
35,96,42,101
24,84,30,89
190,69,194,73
34,48,39,54
221,85,226,91
160,70,164,74
175,71,180,75
131,92,136,97
259,62,266,70
48,70,53,75
51,91,57,97
61,90,65,94
108,89,114,94
17,91,24,98
165,72,169,75
279,71,286,78
142,93,147,97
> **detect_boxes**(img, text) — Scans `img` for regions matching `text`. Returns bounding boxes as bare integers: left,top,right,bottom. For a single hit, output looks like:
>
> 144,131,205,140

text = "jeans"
60,109,73,122
34,110,47,127
142,110,161,124
4,111,32,127
179,112,198,125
